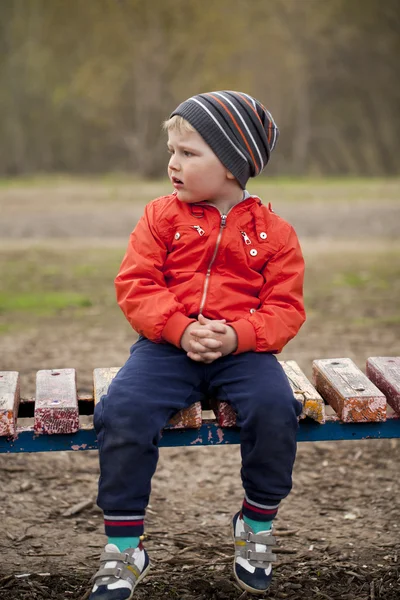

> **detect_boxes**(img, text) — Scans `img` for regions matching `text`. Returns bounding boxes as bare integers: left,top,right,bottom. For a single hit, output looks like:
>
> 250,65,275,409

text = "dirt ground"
0,180,399,599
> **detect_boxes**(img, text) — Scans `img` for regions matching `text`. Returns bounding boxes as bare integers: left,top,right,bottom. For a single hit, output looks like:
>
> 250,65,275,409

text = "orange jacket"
115,193,306,354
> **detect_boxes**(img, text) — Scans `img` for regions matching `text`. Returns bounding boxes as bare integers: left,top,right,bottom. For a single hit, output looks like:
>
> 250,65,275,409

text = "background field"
1,1,399,597
0,178,399,599
1,177,399,388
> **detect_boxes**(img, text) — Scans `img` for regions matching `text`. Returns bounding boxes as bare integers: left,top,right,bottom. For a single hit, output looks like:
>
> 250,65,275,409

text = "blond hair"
162,115,196,134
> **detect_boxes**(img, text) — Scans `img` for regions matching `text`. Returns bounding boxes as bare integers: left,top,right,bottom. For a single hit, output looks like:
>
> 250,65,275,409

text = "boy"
90,91,305,599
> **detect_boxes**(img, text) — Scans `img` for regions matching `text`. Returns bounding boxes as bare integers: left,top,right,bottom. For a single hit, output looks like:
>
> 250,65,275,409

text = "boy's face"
167,128,240,207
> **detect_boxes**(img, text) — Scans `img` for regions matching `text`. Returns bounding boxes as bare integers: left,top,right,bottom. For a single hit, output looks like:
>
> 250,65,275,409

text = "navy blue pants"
94,338,302,537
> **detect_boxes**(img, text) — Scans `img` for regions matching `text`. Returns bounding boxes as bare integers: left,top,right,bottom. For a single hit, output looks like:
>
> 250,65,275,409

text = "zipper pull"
221,214,227,228
241,231,251,245
192,225,205,236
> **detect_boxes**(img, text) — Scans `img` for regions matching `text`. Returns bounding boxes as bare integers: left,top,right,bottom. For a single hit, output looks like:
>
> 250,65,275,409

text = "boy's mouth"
172,176,184,187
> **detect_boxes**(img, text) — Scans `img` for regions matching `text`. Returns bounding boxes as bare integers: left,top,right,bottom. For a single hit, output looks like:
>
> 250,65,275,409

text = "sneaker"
232,512,276,594
89,543,150,600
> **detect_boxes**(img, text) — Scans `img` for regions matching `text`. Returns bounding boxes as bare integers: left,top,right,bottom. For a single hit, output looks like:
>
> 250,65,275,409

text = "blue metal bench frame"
1,415,399,453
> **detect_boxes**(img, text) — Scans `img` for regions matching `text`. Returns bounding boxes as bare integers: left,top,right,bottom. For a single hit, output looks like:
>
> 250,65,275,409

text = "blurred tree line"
0,0,399,177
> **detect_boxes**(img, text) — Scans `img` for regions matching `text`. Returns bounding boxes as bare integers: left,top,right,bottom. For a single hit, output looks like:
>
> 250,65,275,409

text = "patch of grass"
1,247,123,291
305,248,400,328
0,173,142,189
0,175,399,204
333,271,371,288
0,291,92,315
332,270,390,290
250,177,400,203
0,242,399,351
0,246,124,334
352,315,400,327
72,264,99,277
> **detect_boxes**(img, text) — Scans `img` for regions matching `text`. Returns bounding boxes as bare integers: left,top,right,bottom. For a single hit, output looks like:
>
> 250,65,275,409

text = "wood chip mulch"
1,560,399,600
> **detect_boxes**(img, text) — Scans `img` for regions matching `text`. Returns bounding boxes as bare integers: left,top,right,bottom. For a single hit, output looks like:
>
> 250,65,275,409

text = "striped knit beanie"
170,91,279,189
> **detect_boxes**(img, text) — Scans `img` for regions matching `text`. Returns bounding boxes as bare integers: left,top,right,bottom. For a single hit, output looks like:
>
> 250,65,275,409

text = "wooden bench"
0,357,399,453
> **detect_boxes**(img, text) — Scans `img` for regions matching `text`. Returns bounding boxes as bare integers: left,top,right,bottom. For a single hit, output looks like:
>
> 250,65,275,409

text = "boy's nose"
169,155,180,171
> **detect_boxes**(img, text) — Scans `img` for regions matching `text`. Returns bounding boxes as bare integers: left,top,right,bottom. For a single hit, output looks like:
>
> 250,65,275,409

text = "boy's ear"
226,170,236,180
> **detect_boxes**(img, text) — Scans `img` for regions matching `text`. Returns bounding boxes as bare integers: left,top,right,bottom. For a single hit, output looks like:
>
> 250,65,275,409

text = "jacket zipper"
192,225,205,236
241,231,251,245
199,213,227,314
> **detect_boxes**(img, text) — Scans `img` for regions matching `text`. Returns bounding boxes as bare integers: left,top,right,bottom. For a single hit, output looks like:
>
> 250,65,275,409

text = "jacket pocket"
242,241,276,272
166,224,212,273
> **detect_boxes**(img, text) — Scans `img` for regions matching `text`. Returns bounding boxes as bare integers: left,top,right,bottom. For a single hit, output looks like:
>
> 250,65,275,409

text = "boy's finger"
207,322,227,334
189,328,213,338
190,329,221,341
189,339,222,352
187,352,207,362
189,340,207,353
198,314,226,326
187,351,221,363
193,321,227,335
191,325,226,337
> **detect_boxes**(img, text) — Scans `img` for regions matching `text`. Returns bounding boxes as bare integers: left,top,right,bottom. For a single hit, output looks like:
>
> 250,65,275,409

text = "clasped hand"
180,314,238,363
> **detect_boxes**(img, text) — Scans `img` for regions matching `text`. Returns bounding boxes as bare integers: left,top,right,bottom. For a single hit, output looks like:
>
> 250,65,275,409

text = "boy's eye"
183,150,193,157
167,148,174,154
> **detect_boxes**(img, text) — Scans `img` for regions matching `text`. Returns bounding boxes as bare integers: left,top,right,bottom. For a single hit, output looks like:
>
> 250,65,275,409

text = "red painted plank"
313,358,386,422
367,357,400,416
34,369,79,434
215,401,237,428
166,402,203,429
0,372,20,437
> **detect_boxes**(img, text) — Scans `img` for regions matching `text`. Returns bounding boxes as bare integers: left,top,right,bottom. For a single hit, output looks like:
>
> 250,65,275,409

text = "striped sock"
104,513,145,538
242,495,280,522
108,536,140,551
243,515,272,533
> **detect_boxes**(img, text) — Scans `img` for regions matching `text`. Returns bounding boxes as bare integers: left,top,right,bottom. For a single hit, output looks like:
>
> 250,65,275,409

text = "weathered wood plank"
0,372,20,437
93,367,121,405
93,368,202,429
367,357,400,415
34,369,79,434
166,402,203,430
313,358,386,422
281,360,326,423
215,361,325,427
215,401,237,428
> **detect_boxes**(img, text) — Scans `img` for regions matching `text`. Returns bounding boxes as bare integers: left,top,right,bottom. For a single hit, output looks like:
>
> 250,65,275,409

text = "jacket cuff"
162,312,196,348
229,319,257,354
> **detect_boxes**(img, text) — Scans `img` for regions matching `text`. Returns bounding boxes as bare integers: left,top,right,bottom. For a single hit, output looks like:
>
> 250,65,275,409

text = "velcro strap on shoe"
240,531,275,545
100,551,137,565
93,565,138,583
238,549,277,563
93,566,122,580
